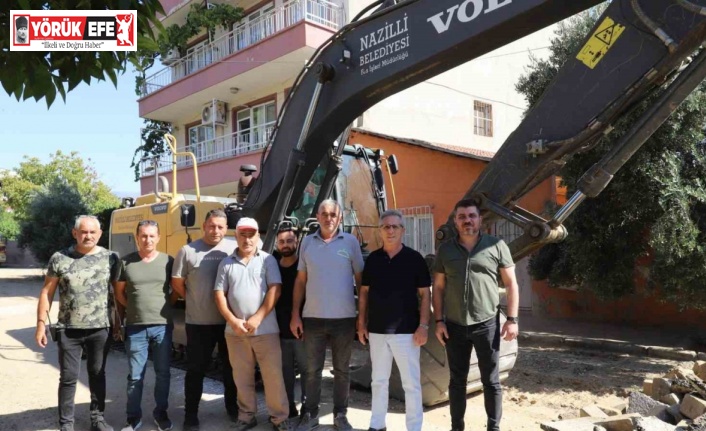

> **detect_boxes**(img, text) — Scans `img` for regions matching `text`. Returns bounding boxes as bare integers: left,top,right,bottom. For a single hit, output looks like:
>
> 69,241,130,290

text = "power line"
421,81,527,111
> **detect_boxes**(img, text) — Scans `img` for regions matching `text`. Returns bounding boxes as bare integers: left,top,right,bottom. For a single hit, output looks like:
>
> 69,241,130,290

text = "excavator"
233,0,706,406
113,0,706,406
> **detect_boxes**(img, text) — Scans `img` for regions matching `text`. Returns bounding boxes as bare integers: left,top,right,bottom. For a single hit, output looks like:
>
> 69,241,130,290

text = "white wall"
360,24,557,152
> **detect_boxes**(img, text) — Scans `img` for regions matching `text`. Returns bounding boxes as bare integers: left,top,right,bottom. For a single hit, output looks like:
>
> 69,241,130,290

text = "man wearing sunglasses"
357,209,431,431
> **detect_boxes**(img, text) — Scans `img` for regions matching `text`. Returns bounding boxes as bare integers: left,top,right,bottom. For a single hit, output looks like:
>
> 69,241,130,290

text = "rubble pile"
541,361,706,431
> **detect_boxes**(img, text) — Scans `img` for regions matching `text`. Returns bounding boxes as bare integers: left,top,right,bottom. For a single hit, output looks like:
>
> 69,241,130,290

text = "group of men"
35,197,519,431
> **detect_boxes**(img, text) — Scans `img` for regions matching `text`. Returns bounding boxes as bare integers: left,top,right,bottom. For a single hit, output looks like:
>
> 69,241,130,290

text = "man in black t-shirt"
274,228,307,418
357,210,431,431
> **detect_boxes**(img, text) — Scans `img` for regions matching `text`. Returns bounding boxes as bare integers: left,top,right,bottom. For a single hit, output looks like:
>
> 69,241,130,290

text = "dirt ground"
0,268,690,430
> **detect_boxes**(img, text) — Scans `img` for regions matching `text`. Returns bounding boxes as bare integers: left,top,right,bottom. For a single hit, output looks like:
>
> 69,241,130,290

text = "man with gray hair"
357,210,431,431
291,199,364,430
35,215,120,431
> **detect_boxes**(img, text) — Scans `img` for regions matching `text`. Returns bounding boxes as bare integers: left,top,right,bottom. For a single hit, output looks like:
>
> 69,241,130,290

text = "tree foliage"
520,7,706,308
18,182,90,264
0,0,164,108
130,119,173,181
0,151,120,221
0,209,20,240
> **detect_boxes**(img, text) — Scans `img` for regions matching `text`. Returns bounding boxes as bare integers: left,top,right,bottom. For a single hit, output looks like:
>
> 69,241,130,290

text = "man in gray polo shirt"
172,209,238,430
214,217,291,431
433,198,519,431
291,199,364,431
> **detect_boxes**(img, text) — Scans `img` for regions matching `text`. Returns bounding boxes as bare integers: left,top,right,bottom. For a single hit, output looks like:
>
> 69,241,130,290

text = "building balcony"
139,0,343,120
138,123,273,195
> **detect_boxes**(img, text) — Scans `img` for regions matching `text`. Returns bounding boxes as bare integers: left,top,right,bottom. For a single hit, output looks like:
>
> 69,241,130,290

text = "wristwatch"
419,323,429,330
506,316,519,324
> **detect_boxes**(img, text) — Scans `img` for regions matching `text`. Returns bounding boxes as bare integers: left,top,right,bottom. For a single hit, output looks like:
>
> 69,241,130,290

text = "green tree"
0,208,20,240
1,0,164,108
519,7,706,308
0,151,120,221
17,182,90,264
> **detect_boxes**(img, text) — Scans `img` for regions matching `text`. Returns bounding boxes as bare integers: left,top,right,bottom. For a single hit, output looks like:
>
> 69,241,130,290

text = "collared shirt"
298,230,365,319
214,249,282,336
433,234,514,325
362,245,431,334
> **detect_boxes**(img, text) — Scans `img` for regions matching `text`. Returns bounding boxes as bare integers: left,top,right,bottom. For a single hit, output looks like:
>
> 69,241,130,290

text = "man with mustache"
35,215,120,431
274,228,307,419
433,199,519,431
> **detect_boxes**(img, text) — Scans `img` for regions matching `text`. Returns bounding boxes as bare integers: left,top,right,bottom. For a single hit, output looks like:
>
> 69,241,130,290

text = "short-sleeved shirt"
433,234,514,326
298,230,365,319
363,245,431,334
214,249,282,337
118,252,174,325
46,246,120,329
275,258,303,339
172,238,237,325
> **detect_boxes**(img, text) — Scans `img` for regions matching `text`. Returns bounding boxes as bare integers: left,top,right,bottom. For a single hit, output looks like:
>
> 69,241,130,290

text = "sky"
0,69,144,197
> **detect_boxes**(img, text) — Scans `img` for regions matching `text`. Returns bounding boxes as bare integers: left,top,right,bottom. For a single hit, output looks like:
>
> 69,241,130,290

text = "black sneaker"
183,417,200,431
120,418,142,431
91,418,114,431
153,412,172,431
333,414,352,431
297,412,319,430
233,418,257,431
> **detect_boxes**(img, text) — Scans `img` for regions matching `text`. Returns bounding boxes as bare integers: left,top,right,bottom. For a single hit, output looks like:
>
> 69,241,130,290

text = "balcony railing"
140,0,343,97
139,123,274,177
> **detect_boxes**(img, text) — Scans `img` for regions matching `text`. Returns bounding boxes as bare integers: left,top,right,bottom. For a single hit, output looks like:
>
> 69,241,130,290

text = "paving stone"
680,394,706,420
647,404,673,423
581,405,609,418
599,405,625,417
540,417,597,431
644,379,655,396
653,378,674,401
662,394,680,406
695,361,706,381
630,391,668,416
594,413,641,431
634,416,677,431
668,404,685,423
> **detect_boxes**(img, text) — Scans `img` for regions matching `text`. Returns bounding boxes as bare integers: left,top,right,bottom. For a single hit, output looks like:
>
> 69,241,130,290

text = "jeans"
57,328,110,428
125,324,173,420
185,324,238,420
369,333,423,431
280,338,308,414
446,316,502,431
303,317,355,417
226,333,289,425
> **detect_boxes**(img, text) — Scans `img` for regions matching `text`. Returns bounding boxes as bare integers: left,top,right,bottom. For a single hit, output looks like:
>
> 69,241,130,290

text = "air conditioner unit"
161,48,180,65
201,100,227,125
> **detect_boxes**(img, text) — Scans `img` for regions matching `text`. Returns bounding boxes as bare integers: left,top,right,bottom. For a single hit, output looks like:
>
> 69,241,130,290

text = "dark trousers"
303,317,356,417
57,328,110,428
280,337,308,415
446,316,502,431
184,324,238,419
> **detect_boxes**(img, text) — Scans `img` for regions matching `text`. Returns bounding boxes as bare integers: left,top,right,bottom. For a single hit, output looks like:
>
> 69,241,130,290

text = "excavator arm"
242,0,706,257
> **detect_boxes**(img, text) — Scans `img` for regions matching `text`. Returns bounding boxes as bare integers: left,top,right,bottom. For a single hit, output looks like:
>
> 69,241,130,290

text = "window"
188,125,215,160
186,40,212,75
400,206,434,257
474,100,493,137
235,101,276,153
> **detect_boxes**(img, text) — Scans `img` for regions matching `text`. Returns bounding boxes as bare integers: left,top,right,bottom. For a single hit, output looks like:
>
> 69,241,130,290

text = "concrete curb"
520,331,704,361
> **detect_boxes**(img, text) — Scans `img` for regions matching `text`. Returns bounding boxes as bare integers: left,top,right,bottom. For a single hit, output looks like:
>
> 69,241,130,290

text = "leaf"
136,34,159,51
44,82,57,108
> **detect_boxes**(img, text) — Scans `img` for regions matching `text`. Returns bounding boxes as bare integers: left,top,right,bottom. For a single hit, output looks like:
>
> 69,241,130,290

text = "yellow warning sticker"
576,17,626,69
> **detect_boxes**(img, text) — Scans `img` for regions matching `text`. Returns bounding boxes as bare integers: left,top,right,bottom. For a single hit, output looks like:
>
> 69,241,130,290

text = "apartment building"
137,0,556,198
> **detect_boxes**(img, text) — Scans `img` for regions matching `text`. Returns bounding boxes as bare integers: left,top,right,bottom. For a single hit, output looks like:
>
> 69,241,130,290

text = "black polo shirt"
362,245,432,334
